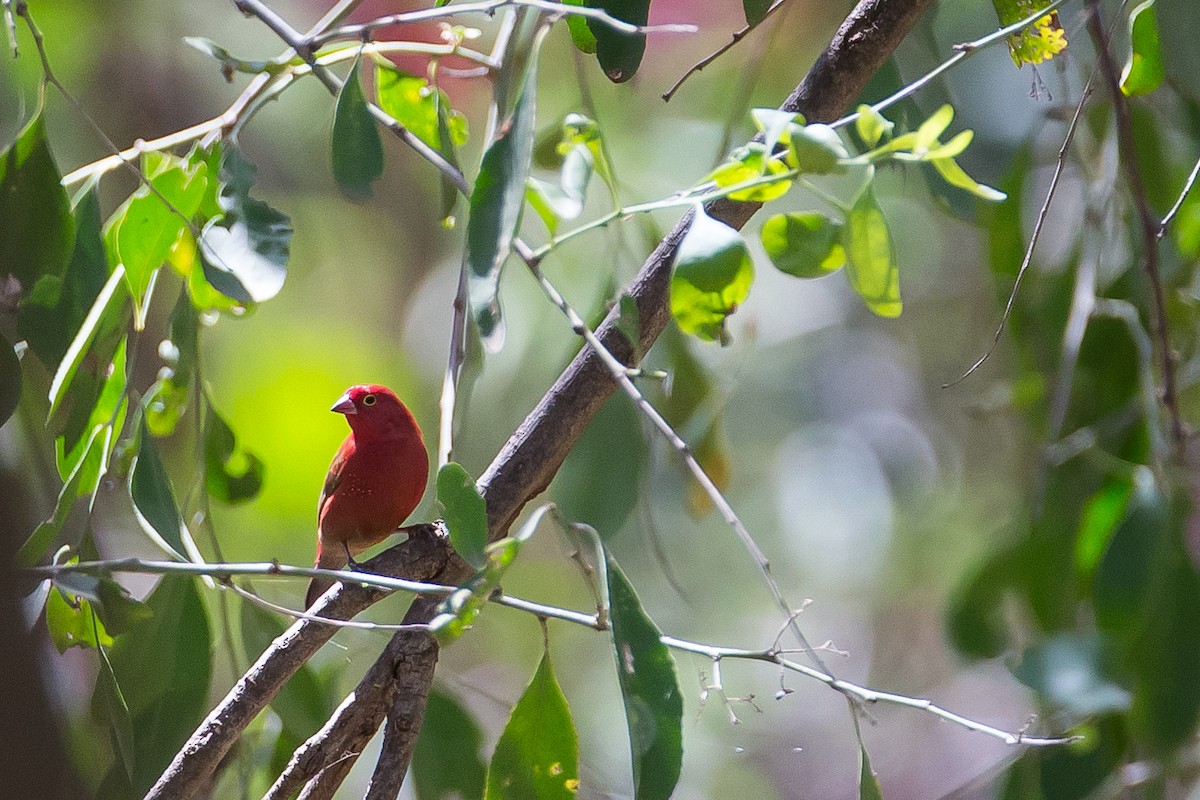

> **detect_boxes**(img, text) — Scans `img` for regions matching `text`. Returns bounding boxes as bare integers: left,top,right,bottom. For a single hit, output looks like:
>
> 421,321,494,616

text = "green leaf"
743,0,771,25
144,292,197,437
787,123,848,174
913,105,954,151
842,183,901,317
854,105,893,149
751,108,801,155
467,43,541,340
0,331,19,428
437,461,489,569
0,110,75,289
240,598,332,740
607,559,682,800
18,425,109,567
858,742,885,800
95,638,136,781
587,0,650,83
97,576,211,798
198,146,292,304
128,418,189,561
47,264,129,421
1075,478,1133,577
760,212,845,278
46,588,112,652
1120,0,1163,96
708,144,793,202
1093,471,1168,633
931,157,1006,202
414,687,487,800
19,184,108,369
670,208,754,344
184,36,280,77
1012,633,1131,718
563,0,597,53
56,335,126,489
946,548,1014,659
332,56,385,200
205,402,265,503
485,648,579,800
105,154,209,328
50,570,152,636
376,63,469,151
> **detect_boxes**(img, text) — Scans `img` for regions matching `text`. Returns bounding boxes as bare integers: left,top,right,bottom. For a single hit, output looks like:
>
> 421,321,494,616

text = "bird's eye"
362,393,377,406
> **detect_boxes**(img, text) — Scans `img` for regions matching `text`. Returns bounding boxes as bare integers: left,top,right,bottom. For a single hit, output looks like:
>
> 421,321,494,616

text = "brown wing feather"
318,436,354,526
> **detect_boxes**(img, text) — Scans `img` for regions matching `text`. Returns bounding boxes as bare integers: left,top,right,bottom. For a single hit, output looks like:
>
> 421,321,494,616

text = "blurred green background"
5,0,1200,798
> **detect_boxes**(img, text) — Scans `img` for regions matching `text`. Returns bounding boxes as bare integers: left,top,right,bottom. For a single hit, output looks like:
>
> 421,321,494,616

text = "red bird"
306,385,429,609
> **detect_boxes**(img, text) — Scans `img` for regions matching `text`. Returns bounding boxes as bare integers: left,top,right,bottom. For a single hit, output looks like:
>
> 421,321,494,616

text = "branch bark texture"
146,1,935,797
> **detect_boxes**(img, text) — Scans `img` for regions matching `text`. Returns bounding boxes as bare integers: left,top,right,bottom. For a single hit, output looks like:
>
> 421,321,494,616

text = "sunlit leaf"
563,0,597,53
992,1,1067,66
787,123,848,174
332,56,384,200
19,184,108,369
931,157,1006,202
0,109,74,289
414,687,487,800
376,63,469,151
708,144,793,202
751,108,800,154
50,570,151,637
670,208,754,344
438,461,489,569
144,292,197,437
913,105,954,152
197,146,291,305
485,648,579,800
1120,0,1163,96
205,402,265,503
1075,478,1133,576
855,105,893,149
607,559,682,800
467,43,541,341
45,587,112,652
587,0,650,82
760,211,845,278
842,183,901,317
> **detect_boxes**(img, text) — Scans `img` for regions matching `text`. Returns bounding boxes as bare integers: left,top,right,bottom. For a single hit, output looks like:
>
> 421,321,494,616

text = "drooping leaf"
18,426,109,567
0,331,19,428
858,742,885,800
56,335,126,490
128,418,189,561
97,577,211,798
19,184,108,369
0,110,75,289
563,0,598,53
854,105,894,149
205,402,265,503
198,145,291,304
607,559,683,800
437,461,489,569
47,265,129,421
946,548,1015,660
332,56,385,200
931,156,1006,202
1075,478,1133,577
760,212,845,278
750,108,800,155
587,0,650,83
95,638,136,781
670,208,754,344
467,42,541,340
414,687,487,800
743,0,771,25
1120,0,1163,95
842,182,901,317
485,648,579,800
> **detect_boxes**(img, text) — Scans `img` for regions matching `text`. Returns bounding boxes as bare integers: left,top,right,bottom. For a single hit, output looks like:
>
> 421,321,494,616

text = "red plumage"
305,384,428,609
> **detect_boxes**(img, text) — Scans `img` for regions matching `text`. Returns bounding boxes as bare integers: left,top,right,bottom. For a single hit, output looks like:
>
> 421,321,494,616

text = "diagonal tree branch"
146,1,936,797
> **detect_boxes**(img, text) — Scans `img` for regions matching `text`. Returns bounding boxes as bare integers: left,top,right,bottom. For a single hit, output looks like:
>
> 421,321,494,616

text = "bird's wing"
318,436,354,524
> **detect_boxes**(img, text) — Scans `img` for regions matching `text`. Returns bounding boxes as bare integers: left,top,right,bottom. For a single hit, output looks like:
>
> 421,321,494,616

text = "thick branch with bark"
146,1,935,797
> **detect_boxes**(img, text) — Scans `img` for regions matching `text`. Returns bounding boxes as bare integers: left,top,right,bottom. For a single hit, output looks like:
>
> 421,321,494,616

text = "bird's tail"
305,544,348,610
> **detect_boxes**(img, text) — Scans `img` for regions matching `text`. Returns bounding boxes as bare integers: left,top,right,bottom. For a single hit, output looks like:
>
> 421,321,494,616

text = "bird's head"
331,385,422,440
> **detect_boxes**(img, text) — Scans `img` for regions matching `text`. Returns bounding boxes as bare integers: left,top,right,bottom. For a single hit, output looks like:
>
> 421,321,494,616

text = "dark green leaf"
485,648,579,800
19,184,108,368
437,461,489,569
670,208,754,344
96,639,136,780
1120,0,1163,96
760,212,845,278
607,559,682,800
615,292,641,360
842,183,901,317
46,264,128,421
205,402,264,503
858,742,885,800
587,0,650,83
57,335,126,489
198,145,291,304
1012,633,1131,718
240,598,331,739
98,577,211,798
946,548,1014,659
467,44,541,340
0,331,19,428
743,0,770,25
0,110,75,289
332,57,385,200
414,687,487,800
1093,471,1168,632
129,418,188,561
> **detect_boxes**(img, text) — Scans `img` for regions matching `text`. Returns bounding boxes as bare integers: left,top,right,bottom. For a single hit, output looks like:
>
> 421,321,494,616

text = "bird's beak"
330,393,357,415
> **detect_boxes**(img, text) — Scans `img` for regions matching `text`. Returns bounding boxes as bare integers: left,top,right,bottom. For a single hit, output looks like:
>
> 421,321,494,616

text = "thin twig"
1159,151,1200,239
308,0,696,49
1086,0,1185,454
944,79,1091,388
662,0,795,103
